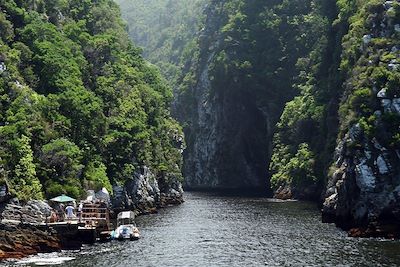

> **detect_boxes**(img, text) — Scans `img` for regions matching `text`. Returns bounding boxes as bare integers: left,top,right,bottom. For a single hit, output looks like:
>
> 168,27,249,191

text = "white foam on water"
17,254,75,266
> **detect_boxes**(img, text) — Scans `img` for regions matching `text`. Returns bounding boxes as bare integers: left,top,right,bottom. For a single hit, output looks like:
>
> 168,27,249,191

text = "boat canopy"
118,211,135,220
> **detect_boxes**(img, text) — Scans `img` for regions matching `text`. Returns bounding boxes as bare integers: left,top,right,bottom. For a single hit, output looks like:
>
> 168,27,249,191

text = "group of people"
48,202,83,223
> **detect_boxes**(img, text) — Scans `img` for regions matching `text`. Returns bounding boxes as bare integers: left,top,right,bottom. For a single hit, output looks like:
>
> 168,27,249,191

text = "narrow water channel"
5,192,400,267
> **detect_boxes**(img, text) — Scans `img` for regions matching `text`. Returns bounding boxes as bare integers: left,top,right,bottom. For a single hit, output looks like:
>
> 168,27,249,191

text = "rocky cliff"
177,1,326,191
111,166,184,214
322,0,400,238
117,0,400,237
0,189,61,260
177,2,273,191
0,223,61,260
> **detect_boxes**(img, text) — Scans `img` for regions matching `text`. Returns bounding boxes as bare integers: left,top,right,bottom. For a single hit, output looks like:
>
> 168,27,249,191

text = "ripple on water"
4,192,400,267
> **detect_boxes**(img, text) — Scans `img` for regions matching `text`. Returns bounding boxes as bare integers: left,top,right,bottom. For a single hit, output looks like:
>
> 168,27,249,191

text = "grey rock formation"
0,62,6,74
0,199,52,224
322,3,400,237
322,131,400,237
111,166,183,214
177,3,276,192
0,185,11,204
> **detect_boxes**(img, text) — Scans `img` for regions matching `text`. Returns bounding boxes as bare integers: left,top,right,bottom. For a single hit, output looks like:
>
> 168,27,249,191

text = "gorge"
1,0,400,263
117,0,400,238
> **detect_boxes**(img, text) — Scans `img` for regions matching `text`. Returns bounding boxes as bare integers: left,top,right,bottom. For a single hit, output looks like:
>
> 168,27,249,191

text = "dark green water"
4,192,400,266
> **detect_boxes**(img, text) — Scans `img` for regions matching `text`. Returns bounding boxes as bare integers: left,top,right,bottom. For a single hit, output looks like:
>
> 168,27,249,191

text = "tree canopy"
0,0,183,200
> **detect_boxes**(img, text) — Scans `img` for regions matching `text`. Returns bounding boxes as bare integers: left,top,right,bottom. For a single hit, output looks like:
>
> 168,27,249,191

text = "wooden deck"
47,201,113,244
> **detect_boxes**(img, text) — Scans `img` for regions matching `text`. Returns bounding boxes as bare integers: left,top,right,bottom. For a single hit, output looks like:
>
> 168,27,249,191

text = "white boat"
112,211,140,241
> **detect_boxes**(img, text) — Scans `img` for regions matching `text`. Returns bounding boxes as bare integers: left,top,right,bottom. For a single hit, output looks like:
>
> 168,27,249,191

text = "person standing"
65,204,75,220
78,202,83,222
59,203,65,221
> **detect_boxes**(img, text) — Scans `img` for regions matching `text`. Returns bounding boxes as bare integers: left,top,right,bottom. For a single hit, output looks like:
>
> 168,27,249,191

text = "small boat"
112,211,140,241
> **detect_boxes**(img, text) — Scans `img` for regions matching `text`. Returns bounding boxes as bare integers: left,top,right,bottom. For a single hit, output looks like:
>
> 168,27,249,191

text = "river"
4,192,400,267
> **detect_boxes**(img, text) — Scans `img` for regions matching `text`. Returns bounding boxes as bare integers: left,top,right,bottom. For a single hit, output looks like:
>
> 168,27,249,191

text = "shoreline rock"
0,223,61,260
321,1,400,240
111,166,184,216
348,223,400,239
273,184,321,201
0,169,185,261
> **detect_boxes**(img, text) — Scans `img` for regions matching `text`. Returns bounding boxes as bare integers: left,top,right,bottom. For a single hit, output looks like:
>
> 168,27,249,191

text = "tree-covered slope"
269,0,346,200
0,0,183,202
115,0,207,88
269,0,400,236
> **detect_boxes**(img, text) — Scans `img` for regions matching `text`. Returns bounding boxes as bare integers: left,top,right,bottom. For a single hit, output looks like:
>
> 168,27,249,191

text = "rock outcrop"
322,0,400,238
0,199,52,224
0,223,61,260
323,125,400,238
111,166,183,214
176,1,305,192
0,191,61,260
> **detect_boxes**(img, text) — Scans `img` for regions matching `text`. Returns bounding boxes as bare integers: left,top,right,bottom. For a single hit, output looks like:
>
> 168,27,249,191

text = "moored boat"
111,211,140,241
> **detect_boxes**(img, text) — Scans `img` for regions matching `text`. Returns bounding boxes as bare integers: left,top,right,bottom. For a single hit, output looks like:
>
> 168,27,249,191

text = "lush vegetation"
116,0,400,198
271,0,400,197
269,0,343,195
172,0,342,189
2,0,396,201
116,0,207,88
0,0,183,201
337,0,400,147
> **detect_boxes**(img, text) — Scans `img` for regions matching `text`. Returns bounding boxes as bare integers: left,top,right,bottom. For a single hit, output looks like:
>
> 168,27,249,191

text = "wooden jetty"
47,201,113,246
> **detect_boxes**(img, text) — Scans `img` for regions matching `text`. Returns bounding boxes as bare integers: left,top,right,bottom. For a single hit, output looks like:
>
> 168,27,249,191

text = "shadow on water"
4,191,400,267
183,188,272,198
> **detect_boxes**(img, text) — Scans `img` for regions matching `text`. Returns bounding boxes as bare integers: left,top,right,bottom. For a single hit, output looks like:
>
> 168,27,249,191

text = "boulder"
0,62,6,74
362,34,372,45
95,188,111,205
0,199,51,224
392,98,400,114
377,88,387,98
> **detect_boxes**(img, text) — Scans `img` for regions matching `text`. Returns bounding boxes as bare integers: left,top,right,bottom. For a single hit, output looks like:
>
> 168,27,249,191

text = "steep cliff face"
322,0,400,238
112,166,184,214
117,0,332,192
178,0,328,191
178,2,273,190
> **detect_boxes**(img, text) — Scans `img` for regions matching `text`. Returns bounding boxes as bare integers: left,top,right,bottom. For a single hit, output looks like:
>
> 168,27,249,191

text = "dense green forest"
269,0,345,199
0,0,183,201
115,0,207,88
1,0,400,235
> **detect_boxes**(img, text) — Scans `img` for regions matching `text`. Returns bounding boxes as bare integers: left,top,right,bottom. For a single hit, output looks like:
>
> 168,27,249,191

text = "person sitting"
49,210,58,223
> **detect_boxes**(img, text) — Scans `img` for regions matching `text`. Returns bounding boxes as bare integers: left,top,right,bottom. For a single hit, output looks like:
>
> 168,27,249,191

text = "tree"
40,138,84,198
83,160,112,193
12,135,43,201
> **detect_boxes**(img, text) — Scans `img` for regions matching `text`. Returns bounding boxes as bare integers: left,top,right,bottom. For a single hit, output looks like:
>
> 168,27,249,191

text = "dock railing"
79,203,112,231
